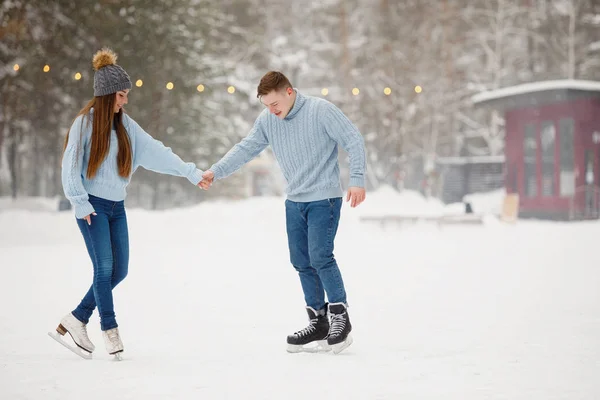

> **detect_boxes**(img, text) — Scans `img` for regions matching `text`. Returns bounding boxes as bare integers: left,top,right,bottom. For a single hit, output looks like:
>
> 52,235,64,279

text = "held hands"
198,170,214,190
346,187,366,208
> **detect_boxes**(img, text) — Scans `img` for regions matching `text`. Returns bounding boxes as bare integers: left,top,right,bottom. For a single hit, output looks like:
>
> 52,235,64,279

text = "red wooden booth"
472,80,600,220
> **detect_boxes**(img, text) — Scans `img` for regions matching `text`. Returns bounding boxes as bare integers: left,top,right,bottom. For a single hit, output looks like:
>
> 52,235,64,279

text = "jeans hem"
100,322,118,331
71,310,89,325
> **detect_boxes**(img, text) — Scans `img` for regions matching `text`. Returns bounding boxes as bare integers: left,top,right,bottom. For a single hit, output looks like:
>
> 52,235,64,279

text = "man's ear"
287,87,293,95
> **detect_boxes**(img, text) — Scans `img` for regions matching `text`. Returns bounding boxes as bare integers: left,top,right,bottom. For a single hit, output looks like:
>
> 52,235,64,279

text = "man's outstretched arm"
199,117,269,190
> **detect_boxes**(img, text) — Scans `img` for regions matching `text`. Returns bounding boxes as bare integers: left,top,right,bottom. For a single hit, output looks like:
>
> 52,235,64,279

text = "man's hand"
346,187,366,208
198,170,214,190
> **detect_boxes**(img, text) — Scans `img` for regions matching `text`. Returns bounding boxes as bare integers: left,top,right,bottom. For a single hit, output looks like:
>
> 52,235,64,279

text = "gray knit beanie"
92,48,132,97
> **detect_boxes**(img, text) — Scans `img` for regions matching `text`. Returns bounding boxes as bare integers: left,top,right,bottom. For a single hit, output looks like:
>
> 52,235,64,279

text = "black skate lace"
294,318,318,338
329,314,346,337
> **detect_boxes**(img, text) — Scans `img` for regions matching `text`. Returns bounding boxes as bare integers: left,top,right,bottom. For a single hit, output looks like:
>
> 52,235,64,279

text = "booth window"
541,121,556,196
559,118,574,197
523,123,537,197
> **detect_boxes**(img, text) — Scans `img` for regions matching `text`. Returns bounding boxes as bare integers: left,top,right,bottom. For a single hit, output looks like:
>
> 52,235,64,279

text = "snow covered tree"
2,0,599,202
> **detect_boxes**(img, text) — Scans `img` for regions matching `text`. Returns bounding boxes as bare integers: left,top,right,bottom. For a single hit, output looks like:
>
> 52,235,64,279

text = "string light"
14,66,422,97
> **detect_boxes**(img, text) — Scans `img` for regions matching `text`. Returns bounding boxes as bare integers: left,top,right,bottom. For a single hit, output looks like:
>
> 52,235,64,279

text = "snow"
0,196,62,212
1,188,600,399
355,185,446,217
462,188,506,215
355,185,505,219
471,79,600,104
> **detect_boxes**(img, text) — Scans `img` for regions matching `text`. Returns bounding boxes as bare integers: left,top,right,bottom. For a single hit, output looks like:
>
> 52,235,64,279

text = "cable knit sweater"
62,109,203,218
210,90,367,202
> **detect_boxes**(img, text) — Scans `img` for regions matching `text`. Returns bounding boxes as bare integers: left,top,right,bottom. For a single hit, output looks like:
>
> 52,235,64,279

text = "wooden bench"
359,213,485,227
359,194,519,227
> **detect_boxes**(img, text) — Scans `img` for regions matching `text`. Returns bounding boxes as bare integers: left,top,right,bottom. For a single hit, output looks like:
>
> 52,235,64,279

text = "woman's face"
113,89,129,113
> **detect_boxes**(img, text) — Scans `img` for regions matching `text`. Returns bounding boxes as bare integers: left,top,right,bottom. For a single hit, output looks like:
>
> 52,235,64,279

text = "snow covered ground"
1,188,599,399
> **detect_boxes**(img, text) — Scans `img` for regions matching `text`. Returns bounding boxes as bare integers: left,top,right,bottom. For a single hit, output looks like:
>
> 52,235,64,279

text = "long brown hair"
63,93,132,179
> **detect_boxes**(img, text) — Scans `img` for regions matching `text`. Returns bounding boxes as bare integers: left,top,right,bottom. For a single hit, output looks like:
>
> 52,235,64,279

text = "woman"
55,48,203,358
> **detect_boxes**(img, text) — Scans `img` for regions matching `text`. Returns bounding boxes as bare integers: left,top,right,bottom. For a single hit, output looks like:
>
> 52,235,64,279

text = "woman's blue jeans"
71,195,129,331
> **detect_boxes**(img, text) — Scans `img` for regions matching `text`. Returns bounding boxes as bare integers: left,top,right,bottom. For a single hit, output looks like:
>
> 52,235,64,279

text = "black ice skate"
327,302,353,354
286,305,330,353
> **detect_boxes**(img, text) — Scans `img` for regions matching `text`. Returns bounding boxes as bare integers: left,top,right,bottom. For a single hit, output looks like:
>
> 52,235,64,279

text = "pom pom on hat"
92,48,118,71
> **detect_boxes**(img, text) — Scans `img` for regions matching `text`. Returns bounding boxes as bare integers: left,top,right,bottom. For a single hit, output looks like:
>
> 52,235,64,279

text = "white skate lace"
80,325,91,341
294,318,318,338
70,321,91,343
107,330,120,346
329,313,346,337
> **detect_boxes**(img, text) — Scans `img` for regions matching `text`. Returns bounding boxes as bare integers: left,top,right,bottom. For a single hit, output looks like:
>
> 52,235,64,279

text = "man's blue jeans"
285,197,347,312
71,195,129,331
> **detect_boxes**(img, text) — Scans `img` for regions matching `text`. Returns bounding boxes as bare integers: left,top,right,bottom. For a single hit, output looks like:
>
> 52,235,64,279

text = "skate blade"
112,352,123,361
48,332,92,360
331,334,353,355
287,340,331,354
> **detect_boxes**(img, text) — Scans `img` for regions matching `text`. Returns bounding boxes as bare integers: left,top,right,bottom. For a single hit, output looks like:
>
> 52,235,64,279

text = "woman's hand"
83,212,97,225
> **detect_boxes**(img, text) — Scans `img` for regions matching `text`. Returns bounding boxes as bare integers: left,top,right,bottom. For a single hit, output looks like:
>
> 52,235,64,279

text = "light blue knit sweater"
62,109,203,218
210,90,367,202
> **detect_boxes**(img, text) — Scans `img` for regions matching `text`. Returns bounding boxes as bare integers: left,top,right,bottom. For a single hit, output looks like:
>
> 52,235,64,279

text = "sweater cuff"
187,168,204,185
74,201,96,219
210,164,224,180
349,176,365,188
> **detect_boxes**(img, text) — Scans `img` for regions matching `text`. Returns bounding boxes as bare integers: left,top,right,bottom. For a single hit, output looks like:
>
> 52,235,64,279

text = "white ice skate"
103,327,124,361
48,313,95,359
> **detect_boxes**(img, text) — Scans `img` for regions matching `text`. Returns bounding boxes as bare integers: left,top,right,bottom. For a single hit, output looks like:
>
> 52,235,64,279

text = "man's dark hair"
257,71,292,98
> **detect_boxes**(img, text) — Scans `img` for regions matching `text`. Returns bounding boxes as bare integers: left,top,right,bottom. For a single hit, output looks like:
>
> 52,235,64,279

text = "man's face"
261,87,295,119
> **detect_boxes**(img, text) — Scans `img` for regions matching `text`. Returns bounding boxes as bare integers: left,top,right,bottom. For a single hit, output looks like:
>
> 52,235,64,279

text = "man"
200,71,366,354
